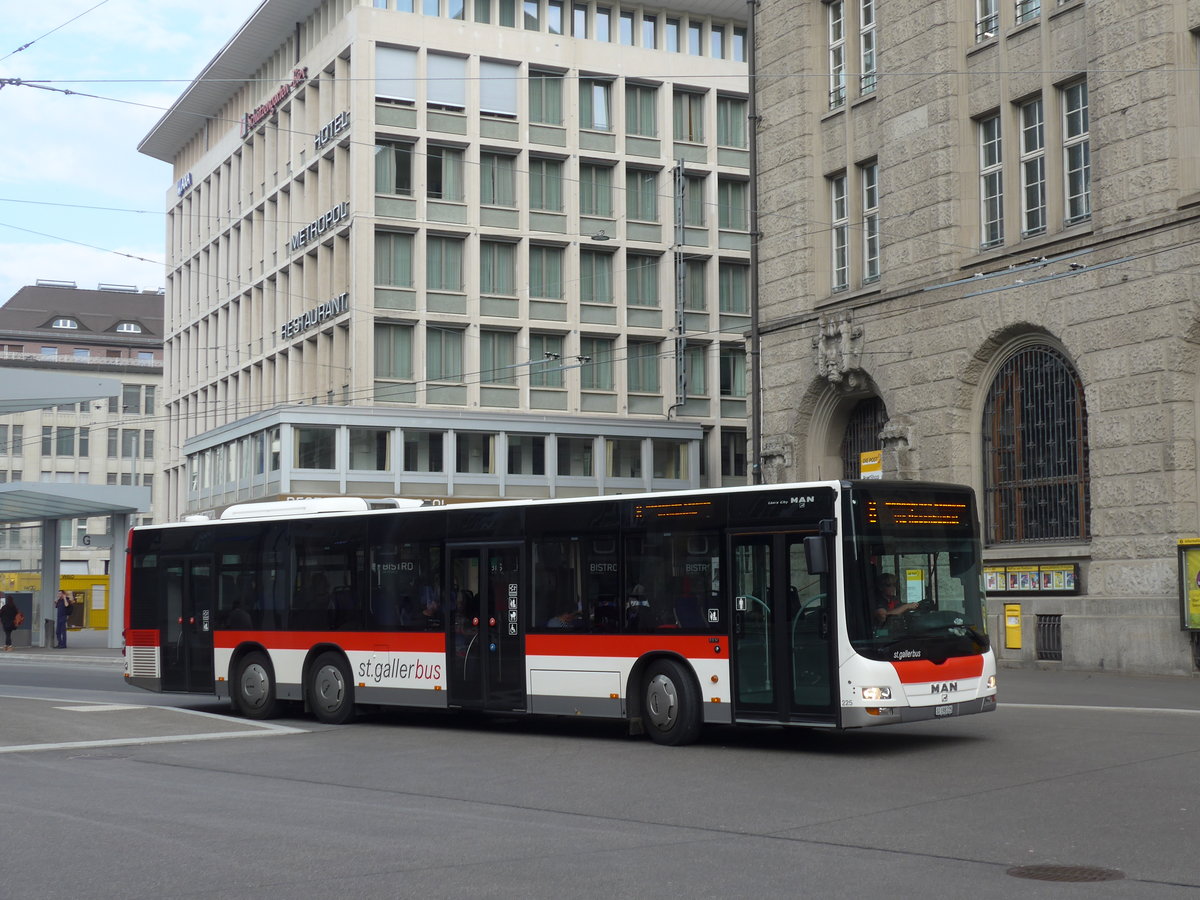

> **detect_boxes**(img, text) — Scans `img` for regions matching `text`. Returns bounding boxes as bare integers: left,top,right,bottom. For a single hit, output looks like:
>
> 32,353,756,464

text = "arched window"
982,344,1089,544
52,318,78,329
839,396,888,478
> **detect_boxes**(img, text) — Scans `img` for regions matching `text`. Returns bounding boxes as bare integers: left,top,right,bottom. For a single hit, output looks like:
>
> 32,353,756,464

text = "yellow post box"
1004,603,1022,649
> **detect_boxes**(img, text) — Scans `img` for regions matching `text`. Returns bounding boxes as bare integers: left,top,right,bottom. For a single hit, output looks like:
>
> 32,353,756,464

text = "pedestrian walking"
0,594,19,650
54,590,73,649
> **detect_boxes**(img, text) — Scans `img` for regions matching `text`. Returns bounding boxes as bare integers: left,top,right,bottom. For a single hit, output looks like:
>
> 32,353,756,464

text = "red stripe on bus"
212,631,446,652
891,656,984,683
126,629,159,647
525,634,721,657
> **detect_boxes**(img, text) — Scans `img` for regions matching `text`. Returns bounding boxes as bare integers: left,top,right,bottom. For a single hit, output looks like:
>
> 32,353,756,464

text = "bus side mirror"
804,535,829,575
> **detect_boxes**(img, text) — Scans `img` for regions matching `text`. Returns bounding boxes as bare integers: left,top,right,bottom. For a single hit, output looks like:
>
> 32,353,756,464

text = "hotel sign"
315,112,350,150
288,201,350,252
281,292,350,341
241,67,308,138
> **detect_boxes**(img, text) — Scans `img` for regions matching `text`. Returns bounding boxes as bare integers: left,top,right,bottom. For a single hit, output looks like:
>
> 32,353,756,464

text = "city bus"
124,481,997,744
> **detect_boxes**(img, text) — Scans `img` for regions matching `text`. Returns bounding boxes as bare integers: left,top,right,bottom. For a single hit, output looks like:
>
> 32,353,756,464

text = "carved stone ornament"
812,313,865,389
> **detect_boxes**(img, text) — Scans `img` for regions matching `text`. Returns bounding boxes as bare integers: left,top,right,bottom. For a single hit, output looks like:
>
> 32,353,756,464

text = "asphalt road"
1,649,1198,899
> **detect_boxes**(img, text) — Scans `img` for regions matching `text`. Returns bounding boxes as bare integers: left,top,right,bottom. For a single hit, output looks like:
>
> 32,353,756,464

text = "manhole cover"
1007,865,1125,883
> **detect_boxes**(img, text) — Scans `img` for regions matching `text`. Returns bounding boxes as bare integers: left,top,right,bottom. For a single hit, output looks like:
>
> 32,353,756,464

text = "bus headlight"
861,686,892,701
986,675,997,691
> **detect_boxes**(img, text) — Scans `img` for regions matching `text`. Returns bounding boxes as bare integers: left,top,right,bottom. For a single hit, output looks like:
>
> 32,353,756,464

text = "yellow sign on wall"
859,450,882,479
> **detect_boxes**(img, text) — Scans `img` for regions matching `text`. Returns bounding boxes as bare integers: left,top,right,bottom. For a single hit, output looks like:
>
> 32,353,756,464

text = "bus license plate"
934,704,955,717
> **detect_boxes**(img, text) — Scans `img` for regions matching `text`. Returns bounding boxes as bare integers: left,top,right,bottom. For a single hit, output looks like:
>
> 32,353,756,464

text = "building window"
684,258,706,310
718,262,749,314
642,14,657,48
350,428,391,471
687,20,702,55
507,435,546,475
427,146,464,201
625,84,657,137
529,70,564,125
716,96,747,148
719,346,747,398
580,79,612,131
607,438,642,477
480,153,516,207
626,169,658,222
480,330,517,384
480,60,518,117
426,236,464,291
426,328,464,382
673,91,704,142
547,0,563,33
829,0,846,108
619,10,634,44
979,115,1004,248
579,164,614,217
665,17,679,51
572,2,587,37
683,174,706,227
861,162,880,282
839,396,888,477
721,429,747,477
474,0,489,22
1019,98,1046,236
627,340,660,393
976,0,998,41
580,250,614,303
830,173,849,290
717,179,748,231
374,323,414,380
983,344,1090,544
52,318,79,329
1062,80,1091,224
529,157,564,211
404,430,444,471
529,245,564,299
529,333,565,387
426,53,466,109
295,427,336,469
595,6,611,40
375,232,414,287
523,0,540,29
684,343,707,396
1015,0,1041,25
557,436,594,476
627,254,660,307
580,337,614,390
374,140,413,195
732,27,746,62
479,240,516,295
860,0,876,94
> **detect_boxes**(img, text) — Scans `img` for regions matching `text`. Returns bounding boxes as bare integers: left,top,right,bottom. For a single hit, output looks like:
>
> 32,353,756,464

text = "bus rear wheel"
234,651,280,720
642,659,701,746
308,652,356,725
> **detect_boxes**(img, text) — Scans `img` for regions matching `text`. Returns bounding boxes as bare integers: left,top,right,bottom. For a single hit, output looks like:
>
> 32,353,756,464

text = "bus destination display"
865,499,970,530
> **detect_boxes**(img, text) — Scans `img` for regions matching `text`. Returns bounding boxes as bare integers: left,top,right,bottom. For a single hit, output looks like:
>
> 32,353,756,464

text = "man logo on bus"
930,682,958,694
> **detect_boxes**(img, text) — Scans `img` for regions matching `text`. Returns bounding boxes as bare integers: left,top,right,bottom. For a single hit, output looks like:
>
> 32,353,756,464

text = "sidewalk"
3,627,125,667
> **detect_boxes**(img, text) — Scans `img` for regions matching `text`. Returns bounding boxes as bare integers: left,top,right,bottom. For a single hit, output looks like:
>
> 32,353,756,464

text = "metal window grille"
982,345,1090,544
840,396,888,477
1036,614,1062,661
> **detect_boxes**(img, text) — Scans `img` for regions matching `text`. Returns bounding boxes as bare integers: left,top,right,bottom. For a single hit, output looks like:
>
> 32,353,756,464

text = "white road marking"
1003,702,1200,716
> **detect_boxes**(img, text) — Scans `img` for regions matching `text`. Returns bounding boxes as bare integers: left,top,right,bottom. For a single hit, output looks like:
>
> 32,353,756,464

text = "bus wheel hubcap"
242,664,269,708
314,665,344,712
646,674,678,731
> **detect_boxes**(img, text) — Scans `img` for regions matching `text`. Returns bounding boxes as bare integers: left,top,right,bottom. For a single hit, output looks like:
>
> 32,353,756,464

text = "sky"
0,0,263,303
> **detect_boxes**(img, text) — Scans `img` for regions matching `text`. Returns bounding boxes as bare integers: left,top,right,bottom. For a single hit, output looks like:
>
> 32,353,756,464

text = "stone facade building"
139,0,752,521
754,0,1200,673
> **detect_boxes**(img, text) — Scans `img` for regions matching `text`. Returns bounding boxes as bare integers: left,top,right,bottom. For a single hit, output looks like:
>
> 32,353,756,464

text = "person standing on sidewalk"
54,590,72,649
0,594,18,650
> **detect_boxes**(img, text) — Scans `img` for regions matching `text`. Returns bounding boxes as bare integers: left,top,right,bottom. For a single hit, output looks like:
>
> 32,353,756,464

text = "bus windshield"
844,486,990,663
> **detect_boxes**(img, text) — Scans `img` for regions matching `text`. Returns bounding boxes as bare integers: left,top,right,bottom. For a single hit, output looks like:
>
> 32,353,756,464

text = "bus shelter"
0,369,151,649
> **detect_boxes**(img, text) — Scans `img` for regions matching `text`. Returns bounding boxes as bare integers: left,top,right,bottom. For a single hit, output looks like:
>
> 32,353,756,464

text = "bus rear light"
861,686,892,701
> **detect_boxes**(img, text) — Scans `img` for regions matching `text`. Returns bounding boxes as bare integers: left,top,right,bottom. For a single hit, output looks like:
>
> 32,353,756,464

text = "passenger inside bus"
547,601,583,628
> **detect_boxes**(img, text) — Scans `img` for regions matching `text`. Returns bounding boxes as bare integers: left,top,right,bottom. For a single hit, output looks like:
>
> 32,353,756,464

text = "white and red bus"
124,481,996,744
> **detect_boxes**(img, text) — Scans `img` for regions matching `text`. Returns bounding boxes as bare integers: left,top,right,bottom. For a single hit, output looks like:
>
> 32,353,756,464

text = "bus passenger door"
730,534,834,724
446,544,526,712
159,555,215,693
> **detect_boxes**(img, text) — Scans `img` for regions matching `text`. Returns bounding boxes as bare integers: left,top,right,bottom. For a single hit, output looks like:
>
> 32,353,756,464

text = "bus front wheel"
642,659,701,746
234,651,280,720
308,652,356,725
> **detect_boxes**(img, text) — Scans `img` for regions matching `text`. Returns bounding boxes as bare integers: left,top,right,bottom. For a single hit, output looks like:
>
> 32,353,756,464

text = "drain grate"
1007,865,1125,883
